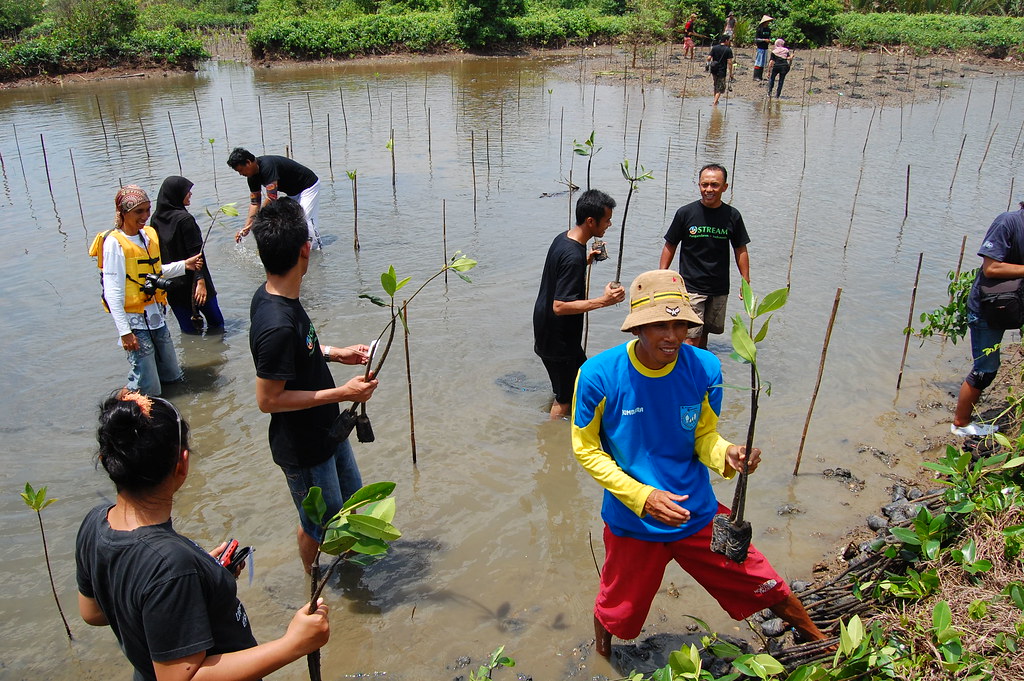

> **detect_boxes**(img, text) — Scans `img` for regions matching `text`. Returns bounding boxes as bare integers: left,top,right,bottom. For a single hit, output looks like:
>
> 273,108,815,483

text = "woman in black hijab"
152,176,224,334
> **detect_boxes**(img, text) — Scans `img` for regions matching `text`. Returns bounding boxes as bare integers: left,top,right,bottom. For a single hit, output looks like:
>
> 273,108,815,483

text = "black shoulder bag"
979,277,1024,329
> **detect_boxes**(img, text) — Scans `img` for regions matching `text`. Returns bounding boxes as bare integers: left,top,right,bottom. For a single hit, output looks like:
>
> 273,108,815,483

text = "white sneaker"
950,422,999,437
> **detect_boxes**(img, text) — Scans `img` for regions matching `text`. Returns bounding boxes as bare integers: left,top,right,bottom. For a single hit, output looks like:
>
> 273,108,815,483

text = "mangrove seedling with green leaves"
302,482,401,681
572,131,601,191
20,483,73,640
191,202,238,332
614,159,654,285
710,281,788,563
330,253,478,446
346,169,359,250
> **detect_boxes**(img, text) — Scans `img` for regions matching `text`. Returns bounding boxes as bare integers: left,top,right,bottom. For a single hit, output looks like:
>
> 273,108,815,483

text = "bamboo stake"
427,107,432,161
193,88,203,136
485,129,490,177
39,134,53,197
558,107,564,171
470,131,477,214
794,286,842,476
896,253,924,392
12,124,25,178
327,113,333,182
258,95,266,153
1014,114,1024,160
904,165,910,221
110,106,122,153
366,83,373,123
844,165,864,250
307,92,314,129
694,111,700,157
862,107,875,156
442,199,448,287
351,171,359,251
500,98,504,157
663,139,671,219
70,149,86,230
989,81,998,127
390,127,396,189
949,134,967,193
220,97,229,151
403,300,417,465
518,71,523,112
951,235,967,305
786,189,802,288
138,114,150,160
167,112,182,175
287,103,293,157
961,78,974,129
1010,178,1017,212
731,132,739,202
339,88,349,135
978,123,998,173
95,95,108,148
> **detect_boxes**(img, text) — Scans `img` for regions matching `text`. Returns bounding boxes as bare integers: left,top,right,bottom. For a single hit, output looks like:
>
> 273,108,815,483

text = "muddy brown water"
1,52,1022,679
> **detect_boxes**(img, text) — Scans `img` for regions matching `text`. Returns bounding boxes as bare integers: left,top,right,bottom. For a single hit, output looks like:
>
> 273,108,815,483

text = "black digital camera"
142,272,174,296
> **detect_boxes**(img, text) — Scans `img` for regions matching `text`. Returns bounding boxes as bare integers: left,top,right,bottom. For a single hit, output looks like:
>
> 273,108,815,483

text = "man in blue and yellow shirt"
572,269,824,657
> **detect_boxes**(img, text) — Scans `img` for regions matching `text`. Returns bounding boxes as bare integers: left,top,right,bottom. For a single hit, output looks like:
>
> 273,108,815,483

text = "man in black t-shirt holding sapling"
706,34,734,106
228,147,324,249
659,164,750,350
248,199,378,574
533,189,625,420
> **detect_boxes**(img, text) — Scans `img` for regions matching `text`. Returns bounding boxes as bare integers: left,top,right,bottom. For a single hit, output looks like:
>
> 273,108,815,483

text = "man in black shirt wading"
248,199,378,573
228,147,325,249
533,189,625,420
706,34,735,106
659,164,750,350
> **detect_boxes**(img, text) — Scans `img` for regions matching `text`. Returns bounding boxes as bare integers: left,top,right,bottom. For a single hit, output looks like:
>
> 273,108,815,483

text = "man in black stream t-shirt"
228,147,324,249
533,189,625,419
248,199,378,573
659,163,750,350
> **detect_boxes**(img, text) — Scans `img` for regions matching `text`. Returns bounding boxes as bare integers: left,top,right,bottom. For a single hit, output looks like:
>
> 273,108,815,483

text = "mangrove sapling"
20,483,72,640
347,170,359,251
207,138,217,195
572,131,601,191
388,132,396,189
301,483,401,681
710,281,788,563
467,646,515,680
613,159,654,286
191,203,239,332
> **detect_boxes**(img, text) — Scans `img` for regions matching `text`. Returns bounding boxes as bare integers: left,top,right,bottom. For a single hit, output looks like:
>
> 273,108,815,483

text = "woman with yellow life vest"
89,186,204,396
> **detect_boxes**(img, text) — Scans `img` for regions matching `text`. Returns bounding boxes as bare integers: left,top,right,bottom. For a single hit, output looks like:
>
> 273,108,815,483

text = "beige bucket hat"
621,270,703,332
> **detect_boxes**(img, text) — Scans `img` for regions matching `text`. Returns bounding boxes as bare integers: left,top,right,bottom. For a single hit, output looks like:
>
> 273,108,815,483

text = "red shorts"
595,504,791,640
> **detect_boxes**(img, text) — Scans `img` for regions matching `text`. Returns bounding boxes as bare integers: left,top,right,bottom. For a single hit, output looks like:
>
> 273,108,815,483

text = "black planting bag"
979,278,1024,330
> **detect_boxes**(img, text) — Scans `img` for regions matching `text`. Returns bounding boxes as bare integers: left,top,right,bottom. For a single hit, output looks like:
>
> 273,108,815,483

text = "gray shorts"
687,293,728,338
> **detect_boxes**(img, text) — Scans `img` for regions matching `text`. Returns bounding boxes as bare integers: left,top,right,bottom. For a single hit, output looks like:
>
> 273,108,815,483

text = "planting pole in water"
1014,114,1024,160
390,128,396,189
1010,178,1016,212
307,92,314,129
500,99,505,157
793,286,842,476
485,130,490,177
192,89,203,136
904,165,910,221
403,300,417,465
220,98,229,151
663,139,671,219
961,79,974,129
70,149,86,230
558,107,564,171
518,71,523,112
694,111,700,158
339,89,349,135
731,133,739,202
111,107,123,153
258,96,266,153
896,252,924,393
12,124,26,179
326,114,333,182
592,76,598,124
843,165,864,250
899,101,904,144
39,135,53,197
137,115,150,160
427,108,432,160
786,188,802,288
95,96,109,149
833,92,840,126
350,170,358,250
862,107,875,156
949,134,967,193
988,81,998,126
802,116,808,174
978,123,998,173
952,235,968,305
442,199,448,287
366,83,373,123
287,103,293,158
470,131,477,214
167,112,182,175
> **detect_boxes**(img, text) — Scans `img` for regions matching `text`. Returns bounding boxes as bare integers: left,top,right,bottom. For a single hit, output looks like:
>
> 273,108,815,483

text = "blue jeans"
281,439,363,541
968,311,1005,376
127,324,183,396
170,296,225,335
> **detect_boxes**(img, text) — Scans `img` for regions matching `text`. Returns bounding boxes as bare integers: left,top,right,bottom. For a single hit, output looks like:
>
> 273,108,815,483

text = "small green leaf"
220,203,239,217
890,527,922,545
456,271,473,284
450,256,477,272
302,487,327,527
381,267,398,297
730,315,756,364
321,530,359,555
753,315,772,343
364,497,396,523
349,536,390,555
359,293,387,307
346,169,357,180
755,287,789,317
1002,456,1024,469
344,514,401,541
933,600,952,633
741,279,755,317
394,276,411,293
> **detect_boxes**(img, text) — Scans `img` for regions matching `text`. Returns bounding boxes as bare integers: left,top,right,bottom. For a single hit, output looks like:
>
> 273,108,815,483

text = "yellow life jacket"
88,226,168,313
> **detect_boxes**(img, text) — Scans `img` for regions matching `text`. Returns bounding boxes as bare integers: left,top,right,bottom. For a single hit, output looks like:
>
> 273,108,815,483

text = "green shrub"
140,2,250,30
836,12,1024,56
53,0,140,44
771,0,842,47
0,0,44,38
451,0,527,47
511,9,625,44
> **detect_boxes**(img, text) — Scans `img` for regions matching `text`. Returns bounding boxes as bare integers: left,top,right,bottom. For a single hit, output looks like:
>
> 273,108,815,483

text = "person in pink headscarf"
767,38,793,98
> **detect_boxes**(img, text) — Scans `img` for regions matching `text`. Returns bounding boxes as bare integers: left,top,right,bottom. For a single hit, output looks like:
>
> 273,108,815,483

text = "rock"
761,618,787,637
777,503,803,516
790,580,811,593
881,501,907,518
867,514,888,531
889,507,909,524
908,487,924,501
891,484,907,501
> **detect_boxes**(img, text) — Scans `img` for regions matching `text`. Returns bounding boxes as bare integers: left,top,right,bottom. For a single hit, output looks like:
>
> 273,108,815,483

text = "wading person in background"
767,39,793,98
248,199,378,573
706,34,734,106
227,147,324,249
152,176,224,335
533,189,625,420
951,200,1024,437
89,185,204,396
572,270,826,658
76,389,331,681
682,13,698,59
722,11,736,39
753,15,773,81
659,164,750,349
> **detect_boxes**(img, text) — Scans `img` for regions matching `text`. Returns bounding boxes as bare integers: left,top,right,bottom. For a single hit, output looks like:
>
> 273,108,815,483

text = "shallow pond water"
1,51,1023,679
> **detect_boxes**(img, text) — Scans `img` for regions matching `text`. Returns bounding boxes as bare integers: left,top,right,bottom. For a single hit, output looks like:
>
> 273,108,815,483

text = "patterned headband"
115,185,150,214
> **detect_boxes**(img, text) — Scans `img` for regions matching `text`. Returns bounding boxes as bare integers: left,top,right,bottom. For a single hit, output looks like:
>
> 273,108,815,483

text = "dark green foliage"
0,0,44,38
140,2,251,30
451,0,527,47
53,0,140,44
771,0,842,47
511,10,625,44
837,11,1024,56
